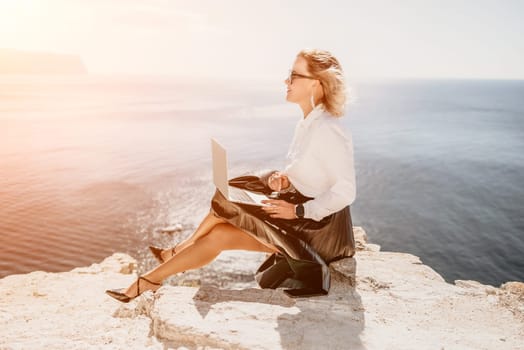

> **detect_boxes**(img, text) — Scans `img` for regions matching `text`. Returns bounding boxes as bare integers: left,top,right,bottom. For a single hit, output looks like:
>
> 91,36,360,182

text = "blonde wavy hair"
297,49,347,117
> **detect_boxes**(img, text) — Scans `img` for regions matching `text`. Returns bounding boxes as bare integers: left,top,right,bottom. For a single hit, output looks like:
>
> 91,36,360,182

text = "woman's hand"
268,171,290,192
261,199,297,220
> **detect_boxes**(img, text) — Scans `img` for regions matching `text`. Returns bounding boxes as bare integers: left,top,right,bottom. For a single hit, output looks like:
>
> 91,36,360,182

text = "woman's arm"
302,123,356,221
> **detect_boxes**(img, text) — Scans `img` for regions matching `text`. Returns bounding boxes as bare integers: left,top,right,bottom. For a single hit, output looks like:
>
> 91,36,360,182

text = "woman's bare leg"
158,211,227,261
124,223,280,297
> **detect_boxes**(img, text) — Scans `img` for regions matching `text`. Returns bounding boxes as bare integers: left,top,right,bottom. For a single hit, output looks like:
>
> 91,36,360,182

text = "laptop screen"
211,138,229,198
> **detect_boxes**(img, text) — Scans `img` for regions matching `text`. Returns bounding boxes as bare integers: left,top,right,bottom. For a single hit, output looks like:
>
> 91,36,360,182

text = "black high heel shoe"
105,276,161,303
148,245,177,264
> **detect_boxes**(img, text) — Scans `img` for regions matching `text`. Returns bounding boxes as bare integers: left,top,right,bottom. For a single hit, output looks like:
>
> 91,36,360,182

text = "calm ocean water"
1,75,523,287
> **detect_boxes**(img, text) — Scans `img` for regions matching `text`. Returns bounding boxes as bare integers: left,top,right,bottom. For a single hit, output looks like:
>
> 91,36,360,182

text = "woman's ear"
310,80,320,92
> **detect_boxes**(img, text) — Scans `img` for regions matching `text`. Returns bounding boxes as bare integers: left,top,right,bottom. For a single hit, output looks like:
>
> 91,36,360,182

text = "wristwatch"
295,203,305,219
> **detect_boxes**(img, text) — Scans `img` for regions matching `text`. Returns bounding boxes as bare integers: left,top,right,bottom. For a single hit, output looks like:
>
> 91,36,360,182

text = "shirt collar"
299,103,325,129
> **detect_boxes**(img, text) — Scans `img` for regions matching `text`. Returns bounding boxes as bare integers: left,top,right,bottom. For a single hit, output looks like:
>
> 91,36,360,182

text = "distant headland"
0,48,87,75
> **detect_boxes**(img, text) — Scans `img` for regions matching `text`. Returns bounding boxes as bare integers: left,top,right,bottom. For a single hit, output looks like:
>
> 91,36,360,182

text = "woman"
106,48,356,302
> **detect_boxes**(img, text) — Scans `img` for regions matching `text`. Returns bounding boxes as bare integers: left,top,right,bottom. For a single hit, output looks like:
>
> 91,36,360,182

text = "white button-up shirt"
283,103,356,221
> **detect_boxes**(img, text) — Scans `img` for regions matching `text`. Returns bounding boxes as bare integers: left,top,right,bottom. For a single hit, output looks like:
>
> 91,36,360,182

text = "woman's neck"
300,103,314,119
299,101,322,119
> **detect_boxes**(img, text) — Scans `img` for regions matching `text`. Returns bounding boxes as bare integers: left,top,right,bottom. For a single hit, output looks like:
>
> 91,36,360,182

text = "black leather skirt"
210,171,355,298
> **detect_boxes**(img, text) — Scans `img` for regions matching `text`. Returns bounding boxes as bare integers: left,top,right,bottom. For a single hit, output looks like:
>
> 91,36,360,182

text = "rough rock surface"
1,227,523,350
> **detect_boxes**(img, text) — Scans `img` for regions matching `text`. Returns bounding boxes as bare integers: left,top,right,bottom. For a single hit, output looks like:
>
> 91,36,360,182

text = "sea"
1,74,523,288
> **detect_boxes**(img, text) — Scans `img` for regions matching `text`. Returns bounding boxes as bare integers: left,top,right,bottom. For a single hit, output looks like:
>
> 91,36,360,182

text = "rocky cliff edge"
1,227,523,350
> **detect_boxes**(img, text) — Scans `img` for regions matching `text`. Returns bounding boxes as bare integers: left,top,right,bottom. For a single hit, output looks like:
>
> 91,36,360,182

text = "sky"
0,0,523,80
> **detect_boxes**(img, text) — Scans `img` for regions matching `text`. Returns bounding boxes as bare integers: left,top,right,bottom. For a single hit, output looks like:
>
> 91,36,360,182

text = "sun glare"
0,0,43,45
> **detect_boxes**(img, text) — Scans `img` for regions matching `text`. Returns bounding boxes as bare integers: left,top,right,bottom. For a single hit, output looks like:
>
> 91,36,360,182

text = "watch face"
296,203,305,218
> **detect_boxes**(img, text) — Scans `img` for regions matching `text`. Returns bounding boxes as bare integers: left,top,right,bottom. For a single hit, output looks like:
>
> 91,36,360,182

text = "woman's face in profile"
285,56,315,104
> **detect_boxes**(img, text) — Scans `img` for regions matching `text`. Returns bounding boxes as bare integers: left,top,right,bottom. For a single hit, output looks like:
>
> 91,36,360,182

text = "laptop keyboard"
229,186,255,203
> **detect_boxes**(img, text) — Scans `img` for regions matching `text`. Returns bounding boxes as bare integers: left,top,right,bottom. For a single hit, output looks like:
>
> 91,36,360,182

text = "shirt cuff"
302,200,323,222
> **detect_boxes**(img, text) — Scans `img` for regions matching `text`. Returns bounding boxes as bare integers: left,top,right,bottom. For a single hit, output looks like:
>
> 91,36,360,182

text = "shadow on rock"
192,285,296,318
276,258,366,349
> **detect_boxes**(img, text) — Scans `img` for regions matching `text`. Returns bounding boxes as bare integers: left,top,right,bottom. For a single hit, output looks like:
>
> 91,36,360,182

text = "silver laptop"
211,138,271,206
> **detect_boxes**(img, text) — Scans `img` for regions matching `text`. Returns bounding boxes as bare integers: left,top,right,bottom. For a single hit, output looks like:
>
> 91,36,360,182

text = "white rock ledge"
0,227,523,350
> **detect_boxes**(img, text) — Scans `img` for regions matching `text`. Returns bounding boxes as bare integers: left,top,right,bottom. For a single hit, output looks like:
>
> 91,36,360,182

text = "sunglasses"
286,70,318,84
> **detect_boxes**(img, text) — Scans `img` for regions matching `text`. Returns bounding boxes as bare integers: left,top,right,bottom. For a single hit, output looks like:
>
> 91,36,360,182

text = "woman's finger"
261,199,279,205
